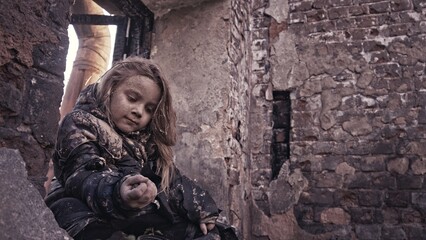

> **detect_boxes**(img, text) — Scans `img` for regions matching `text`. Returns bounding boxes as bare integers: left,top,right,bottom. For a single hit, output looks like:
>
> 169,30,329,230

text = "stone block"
319,207,351,224
391,0,413,12
349,5,369,16
349,208,384,224
405,225,426,239
342,117,373,136
336,18,357,30
329,0,352,7
368,2,391,13
358,190,383,207
0,81,22,115
334,189,358,208
299,189,335,206
387,157,409,174
328,7,349,20
358,156,386,172
313,172,343,188
355,224,382,240
306,9,327,22
411,157,426,175
396,175,424,189
305,21,335,33
346,173,372,189
382,225,407,240
356,15,380,28
400,208,422,223
385,191,410,207
411,192,426,210
0,148,70,239
289,1,313,12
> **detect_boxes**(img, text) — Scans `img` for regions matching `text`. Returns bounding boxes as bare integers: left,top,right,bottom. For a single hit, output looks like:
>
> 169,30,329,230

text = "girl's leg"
50,197,115,239
74,221,116,240
121,212,188,239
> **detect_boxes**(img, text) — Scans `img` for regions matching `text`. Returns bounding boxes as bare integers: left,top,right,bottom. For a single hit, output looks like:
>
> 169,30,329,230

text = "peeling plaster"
265,0,288,23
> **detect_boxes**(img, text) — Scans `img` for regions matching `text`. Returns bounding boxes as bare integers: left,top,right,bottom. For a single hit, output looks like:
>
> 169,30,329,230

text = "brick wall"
231,0,426,239
287,0,426,238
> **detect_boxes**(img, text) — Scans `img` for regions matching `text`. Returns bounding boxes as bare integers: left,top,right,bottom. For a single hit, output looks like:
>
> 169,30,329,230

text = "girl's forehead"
118,75,155,86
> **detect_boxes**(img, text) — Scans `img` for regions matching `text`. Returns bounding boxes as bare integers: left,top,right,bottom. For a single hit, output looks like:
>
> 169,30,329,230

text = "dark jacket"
46,84,219,238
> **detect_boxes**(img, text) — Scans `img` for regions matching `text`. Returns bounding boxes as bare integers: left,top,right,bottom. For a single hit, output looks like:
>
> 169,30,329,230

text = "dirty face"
109,75,161,133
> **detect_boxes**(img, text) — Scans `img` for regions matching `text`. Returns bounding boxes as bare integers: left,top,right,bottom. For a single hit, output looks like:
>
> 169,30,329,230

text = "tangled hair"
96,56,176,191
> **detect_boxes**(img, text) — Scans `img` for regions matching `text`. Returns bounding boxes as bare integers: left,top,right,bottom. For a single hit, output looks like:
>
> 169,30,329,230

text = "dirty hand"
199,223,216,235
120,174,157,209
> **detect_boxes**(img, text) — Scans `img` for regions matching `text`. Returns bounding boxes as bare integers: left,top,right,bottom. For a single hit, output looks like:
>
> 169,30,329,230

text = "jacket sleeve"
53,113,140,220
164,168,220,225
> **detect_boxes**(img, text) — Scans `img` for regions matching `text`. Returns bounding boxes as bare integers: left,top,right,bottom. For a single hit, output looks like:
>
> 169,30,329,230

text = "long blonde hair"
96,56,176,191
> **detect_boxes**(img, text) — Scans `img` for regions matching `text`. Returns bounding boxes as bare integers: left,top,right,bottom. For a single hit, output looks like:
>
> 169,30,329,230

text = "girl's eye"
127,95,137,102
146,106,155,114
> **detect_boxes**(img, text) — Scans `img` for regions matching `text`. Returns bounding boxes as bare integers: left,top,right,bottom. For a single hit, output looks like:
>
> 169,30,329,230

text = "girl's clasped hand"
120,174,157,209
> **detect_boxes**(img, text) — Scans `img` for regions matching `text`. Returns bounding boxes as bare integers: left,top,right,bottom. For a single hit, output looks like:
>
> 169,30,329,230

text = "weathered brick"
397,175,424,189
349,208,384,224
289,12,307,24
405,225,426,240
294,204,314,223
289,1,314,12
355,224,382,240
370,51,391,64
306,9,328,22
319,207,351,224
349,5,369,16
368,2,391,13
356,16,380,27
358,190,383,207
401,208,422,223
329,0,352,7
299,189,335,206
374,63,402,78
358,156,386,172
313,0,330,9
371,141,395,155
382,225,407,240
335,18,357,30
391,0,413,11
251,169,272,187
0,81,22,114
387,157,409,174
328,7,348,19
371,173,397,190
385,191,410,207
345,140,375,155
305,21,335,33
362,40,387,52
252,189,271,216
412,192,426,210
313,172,343,188
382,24,410,37
347,173,372,189
345,28,369,40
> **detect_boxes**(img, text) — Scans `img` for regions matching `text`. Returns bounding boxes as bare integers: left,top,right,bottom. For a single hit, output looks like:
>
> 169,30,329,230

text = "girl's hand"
199,223,215,235
120,174,157,209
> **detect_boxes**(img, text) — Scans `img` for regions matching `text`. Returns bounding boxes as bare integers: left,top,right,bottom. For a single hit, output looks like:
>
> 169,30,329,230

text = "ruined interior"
0,0,425,239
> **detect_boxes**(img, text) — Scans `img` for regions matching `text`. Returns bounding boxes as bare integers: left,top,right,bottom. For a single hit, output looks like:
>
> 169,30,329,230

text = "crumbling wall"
148,0,234,221
248,0,426,239
0,0,71,195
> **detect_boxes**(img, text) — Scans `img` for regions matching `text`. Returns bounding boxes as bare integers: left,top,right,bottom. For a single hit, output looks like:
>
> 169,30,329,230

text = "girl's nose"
131,106,143,118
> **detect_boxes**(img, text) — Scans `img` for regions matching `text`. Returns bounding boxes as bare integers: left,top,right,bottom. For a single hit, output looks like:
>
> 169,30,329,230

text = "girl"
45,57,221,240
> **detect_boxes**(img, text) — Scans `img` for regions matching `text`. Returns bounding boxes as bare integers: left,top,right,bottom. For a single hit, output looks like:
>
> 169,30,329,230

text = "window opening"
271,91,291,180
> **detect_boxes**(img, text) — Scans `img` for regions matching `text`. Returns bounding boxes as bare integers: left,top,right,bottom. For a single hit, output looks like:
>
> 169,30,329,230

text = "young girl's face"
109,75,161,133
